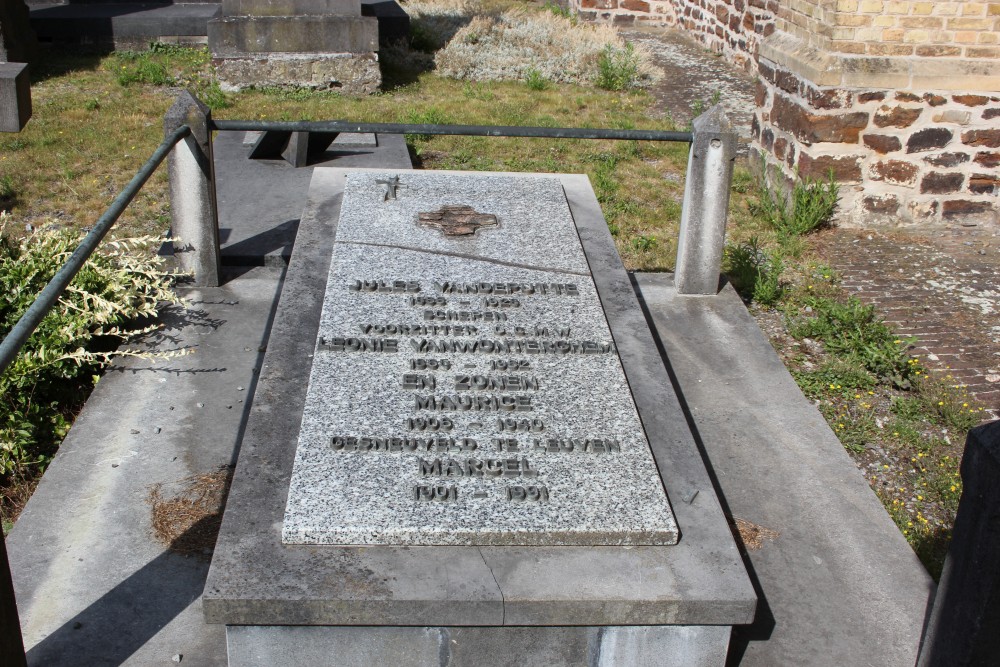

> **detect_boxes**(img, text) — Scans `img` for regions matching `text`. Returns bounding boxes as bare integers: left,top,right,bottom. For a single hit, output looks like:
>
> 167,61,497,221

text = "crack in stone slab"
338,240,591,277
478,547,505,626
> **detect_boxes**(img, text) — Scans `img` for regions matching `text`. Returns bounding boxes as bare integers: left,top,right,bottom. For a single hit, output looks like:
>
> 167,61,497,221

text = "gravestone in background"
208,0,380,94
0,0,37,65
205,168,755,666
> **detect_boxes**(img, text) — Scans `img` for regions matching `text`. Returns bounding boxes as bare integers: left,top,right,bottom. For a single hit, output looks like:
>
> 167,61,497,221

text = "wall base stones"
753,45,1000,227
568,0,1000,227
213,53,380,93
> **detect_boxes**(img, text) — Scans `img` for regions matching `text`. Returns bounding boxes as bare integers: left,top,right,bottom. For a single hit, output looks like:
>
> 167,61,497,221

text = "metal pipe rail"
210,119,694,144
0,124,192,378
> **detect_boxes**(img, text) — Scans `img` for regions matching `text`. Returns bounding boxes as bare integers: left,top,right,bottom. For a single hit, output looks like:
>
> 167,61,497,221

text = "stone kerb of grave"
204,168,755,666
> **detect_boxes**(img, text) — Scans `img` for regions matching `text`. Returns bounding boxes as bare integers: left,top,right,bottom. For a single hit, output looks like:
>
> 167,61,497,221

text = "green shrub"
0,226,181,479
726,236,783,306
524,67,548,90
756,168,839,241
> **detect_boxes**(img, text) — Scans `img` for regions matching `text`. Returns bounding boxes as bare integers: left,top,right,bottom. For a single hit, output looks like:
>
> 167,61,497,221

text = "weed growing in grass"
405,106,451,143
525,68,548,91
631,234,656,251
0,176,15,204
786,295,918,387
114,52,172,86
596,43,641,91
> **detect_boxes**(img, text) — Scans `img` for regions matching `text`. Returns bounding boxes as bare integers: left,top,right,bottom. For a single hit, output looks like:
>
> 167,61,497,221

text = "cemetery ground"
0,7,994,586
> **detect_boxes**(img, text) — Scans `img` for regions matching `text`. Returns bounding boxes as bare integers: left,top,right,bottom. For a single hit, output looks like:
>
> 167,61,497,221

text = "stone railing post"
674,105,737,295
164,91,221,287
917,420,1000,667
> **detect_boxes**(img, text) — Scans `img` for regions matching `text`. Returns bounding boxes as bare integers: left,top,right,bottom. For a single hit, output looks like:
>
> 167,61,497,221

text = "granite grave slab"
281,171,678,547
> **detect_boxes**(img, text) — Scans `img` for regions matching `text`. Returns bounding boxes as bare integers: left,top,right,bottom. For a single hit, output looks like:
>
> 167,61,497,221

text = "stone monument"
205,167,755,665
0,0,37,65
208,0,380,94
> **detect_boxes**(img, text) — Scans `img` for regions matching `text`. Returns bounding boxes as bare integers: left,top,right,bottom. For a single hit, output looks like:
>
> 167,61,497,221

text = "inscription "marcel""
418,456,538,478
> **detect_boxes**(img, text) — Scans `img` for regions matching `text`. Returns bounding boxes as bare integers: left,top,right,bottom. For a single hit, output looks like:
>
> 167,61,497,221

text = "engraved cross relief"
417,205,499,237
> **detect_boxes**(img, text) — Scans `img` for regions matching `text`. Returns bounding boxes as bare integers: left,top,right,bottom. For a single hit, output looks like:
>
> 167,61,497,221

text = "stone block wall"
569,0,1000,226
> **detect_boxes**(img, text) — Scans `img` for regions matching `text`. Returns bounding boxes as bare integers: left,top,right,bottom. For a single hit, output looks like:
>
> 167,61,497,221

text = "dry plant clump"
403,0,496,50
402,0,660,87
148,466,233,559
732,516,779,551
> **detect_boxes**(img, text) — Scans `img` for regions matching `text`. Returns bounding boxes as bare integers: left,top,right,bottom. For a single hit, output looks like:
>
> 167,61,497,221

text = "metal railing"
211,119,694,144
0,93,737,664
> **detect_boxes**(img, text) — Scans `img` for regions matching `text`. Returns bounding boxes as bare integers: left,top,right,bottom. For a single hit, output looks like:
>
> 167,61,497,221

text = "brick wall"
570,0,1000,226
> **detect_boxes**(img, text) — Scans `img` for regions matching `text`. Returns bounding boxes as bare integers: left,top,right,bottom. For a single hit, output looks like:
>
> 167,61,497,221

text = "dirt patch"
621,26,755,141
148,466,233,559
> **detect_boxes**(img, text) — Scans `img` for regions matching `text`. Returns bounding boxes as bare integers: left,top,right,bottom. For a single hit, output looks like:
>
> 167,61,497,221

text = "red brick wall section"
752,61,1000,225
568,0,1000,225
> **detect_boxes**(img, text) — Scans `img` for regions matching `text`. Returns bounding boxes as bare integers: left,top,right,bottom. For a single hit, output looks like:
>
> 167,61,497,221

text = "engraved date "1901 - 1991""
413,484,550,502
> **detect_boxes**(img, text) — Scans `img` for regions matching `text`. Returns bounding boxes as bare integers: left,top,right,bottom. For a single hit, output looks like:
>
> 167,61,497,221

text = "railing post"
0,534,26,667
164,91,221,287
917,420,1000,666
674,105,736,295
